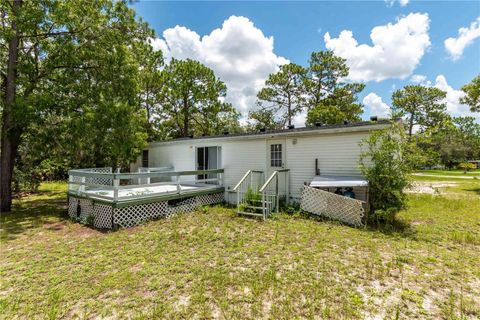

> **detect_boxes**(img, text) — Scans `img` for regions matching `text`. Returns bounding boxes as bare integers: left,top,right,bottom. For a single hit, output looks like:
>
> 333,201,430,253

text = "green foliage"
157,58,239,138
304,51,349,109
416,116,480,168
458,162,476,173
391,85,448,137
460,75,480,112
246,109,283,131
1,0,153,199
306,83,364,125
360,124,413,223
257,51,365,127
12,166,41,194
245,187,262,205
257,63,308,127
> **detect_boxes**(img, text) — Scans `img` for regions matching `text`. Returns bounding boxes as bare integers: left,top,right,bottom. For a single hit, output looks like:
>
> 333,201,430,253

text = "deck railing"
233,170,265,210
68,167,224,202
259,169,290,219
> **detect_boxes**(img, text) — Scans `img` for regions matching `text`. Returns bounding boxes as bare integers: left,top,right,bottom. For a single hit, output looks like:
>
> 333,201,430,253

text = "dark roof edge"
150,119,394,146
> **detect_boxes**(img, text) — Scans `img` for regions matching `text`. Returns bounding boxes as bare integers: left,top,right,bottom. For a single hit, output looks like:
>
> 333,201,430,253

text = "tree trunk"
287,94,292,126
1,0,22,212
182,96,189,137
408,113,415,137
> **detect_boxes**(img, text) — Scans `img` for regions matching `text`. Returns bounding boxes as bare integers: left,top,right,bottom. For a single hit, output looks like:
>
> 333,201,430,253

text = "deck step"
250,199,272,204
237,211,264,217
245,205,264,210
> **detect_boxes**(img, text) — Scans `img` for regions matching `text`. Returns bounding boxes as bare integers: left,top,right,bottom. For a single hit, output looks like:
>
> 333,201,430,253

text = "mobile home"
67,120,390,229
132,120,391,204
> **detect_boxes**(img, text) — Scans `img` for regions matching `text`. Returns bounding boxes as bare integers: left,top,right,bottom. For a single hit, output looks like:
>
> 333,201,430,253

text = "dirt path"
413,173,479,179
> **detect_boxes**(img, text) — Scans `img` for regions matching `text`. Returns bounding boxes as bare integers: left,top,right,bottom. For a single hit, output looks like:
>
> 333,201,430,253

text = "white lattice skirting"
68,192,224,229
300,186,365,227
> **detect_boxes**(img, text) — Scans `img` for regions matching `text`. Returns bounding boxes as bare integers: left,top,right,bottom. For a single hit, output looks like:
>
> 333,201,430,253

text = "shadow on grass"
364,218,417,239
463,186,480,196
273,209,417,239
1,195,69,241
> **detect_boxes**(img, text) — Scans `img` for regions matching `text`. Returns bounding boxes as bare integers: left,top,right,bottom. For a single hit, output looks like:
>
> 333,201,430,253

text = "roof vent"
315,121,322,127
370,115,378,121
343,120,349,125
288,124,295,129
259,127,266,133
223,130,229,135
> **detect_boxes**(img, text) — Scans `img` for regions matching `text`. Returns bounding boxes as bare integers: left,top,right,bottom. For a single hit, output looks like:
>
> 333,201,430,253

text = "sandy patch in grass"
406,182,458,194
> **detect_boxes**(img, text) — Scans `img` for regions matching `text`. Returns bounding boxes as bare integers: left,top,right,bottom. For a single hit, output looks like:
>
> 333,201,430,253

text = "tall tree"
391,85,448,137
0,0,152,211
257,63,307,127
158,58,236,138
135,41,164,140
306,83,365,125
460,75,480,112
304,51,365,125
246,108,283,131
304,51,349,110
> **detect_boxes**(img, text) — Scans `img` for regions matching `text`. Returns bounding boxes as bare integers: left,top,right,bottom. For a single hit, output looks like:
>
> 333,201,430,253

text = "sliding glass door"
196,146,221,183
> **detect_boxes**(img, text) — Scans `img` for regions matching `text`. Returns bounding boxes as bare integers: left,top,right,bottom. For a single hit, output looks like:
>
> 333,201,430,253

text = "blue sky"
131,1,480,123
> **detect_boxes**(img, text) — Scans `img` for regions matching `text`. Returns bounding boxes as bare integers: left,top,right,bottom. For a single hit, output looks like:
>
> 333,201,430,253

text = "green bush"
360,123,413,224
458,162,476,173
12,166,41,193
245,187,262,205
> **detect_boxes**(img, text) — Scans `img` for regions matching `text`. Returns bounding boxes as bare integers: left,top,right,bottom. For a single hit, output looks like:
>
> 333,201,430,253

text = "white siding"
285,132,369,200
145,139,267,189
221,140,266,190
134,128,375,203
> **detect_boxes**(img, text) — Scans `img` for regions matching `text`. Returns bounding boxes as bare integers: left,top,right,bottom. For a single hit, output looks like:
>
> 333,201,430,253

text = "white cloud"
362,93,391,118
433,75,478,121
385,0,409,7
152,16,288,116
444,17,480,61
410,74,428,85
324,13,430,82
292,112,307,127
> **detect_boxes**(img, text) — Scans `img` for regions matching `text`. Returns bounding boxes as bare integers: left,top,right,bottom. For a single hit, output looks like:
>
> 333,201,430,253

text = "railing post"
275,174,279,213
113,177,119,201
79,176,85,195
262,192,266,220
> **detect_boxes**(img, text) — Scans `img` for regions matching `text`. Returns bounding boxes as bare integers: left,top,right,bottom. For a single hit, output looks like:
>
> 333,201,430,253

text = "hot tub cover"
310,175,368,188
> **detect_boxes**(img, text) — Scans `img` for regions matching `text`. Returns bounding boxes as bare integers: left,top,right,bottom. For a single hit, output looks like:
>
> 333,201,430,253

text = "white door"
267,139,286,177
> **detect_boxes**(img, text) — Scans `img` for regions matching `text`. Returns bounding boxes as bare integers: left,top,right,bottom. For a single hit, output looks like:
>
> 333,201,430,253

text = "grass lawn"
1,179,479,319
417,169,480,177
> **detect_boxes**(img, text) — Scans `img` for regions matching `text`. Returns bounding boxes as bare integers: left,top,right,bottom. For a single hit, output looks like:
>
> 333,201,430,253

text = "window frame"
270,144,283,167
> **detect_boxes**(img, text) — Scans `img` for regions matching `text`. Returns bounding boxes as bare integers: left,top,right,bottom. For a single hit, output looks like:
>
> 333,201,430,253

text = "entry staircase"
233,169,290,219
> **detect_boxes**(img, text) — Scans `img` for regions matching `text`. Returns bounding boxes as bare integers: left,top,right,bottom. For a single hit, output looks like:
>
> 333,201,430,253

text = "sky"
131,0,480,125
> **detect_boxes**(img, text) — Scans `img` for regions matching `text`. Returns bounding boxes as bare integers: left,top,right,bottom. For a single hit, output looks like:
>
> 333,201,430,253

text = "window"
196,146,221,182
142,150,149,168
270,144,282,167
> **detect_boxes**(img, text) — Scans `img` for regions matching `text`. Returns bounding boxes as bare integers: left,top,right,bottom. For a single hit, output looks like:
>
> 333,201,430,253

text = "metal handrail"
233,170,252,191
